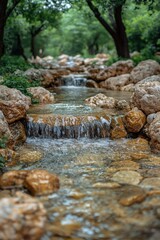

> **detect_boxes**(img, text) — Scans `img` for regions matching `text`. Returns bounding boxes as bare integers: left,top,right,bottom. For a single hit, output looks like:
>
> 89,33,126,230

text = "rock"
9,121,26,146
110,160,139,171
93,182,121,188
19,149,43,163
121,83,135,92
119,186,147,206
140,177,160,189
86,79,99,88
0,192,46,240
0,85,31,106
0,99,28,123
27,87,54,104
112,170,142,185
24,169,60,196
0,110,14,148
110,116,127,139
124,107,146,132
148,112,160,151
85,93,117,108
0,148,20,166
102,74,131,90
0,170,28,189
116,100,130,111
131,86,160,115
130,60,160,84
94,60,134,82
135,75,160,88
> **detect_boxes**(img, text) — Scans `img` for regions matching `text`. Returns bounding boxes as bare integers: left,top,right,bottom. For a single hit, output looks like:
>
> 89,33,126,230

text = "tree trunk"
0,0,8,58
11,33,27,61
85,0,130,58
31,33,36,58
113,5,130,58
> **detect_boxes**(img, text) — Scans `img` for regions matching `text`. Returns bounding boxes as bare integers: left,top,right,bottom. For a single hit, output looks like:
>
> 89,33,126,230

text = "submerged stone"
112,170,142,185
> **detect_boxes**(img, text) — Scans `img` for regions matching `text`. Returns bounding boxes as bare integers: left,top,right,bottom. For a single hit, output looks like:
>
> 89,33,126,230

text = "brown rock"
110,116,127,139
140,177,160,189
9,121,26,146
0,148,20,166
124,107,146,132
135,75,160,88
0,192,46,240
0,170,28,189
0,85,31,106
131,86,160,115
85,93,117,108
27,87,54,104
112,170,142,185
0,110,14,149
148,112,160,152
0,99,27,123
24,169,60,196
103,74,131,90
130,60,160,84
119,186,147,206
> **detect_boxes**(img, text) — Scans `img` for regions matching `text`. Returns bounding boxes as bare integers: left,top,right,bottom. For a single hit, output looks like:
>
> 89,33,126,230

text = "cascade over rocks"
0,192,47,240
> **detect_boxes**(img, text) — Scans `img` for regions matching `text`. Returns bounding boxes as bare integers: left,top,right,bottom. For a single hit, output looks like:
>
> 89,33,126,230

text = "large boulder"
0,85,31,123
0,192,46,240
130,60,160,84
135,75,160,88
124,107,146,133
148,112,160,152
88,60,134,82
0,111,14,149
100,74,131,90
0,99,27,123
27,87,54,104
0,85,31,106
110,116,127,139
85,93,117,108
9,121,26,146
0,170,28,188
131,86,160,115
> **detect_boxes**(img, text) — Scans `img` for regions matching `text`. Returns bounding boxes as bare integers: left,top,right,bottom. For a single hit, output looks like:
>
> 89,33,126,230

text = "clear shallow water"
15,137,160,240
19,87,160,239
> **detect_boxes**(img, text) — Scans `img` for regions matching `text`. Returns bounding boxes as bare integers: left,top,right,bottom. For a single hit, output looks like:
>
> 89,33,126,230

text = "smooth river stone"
93,182,121,188
0,170,28,189
112,170,142,185
140,177,160,189
119,186,147,206
110,160,139,171
19,149,43,163
24,169,60,196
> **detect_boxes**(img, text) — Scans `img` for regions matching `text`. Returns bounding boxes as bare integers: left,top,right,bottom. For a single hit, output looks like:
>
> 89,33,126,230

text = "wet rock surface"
4,137,159,240
0,192,47,240
27,86,55,104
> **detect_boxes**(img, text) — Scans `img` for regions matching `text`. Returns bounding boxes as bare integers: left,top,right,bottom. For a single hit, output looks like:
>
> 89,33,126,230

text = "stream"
13,84,160,239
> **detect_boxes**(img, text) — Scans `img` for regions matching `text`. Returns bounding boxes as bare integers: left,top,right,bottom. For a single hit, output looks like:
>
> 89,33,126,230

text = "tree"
0,0,22,58
84,0,130,58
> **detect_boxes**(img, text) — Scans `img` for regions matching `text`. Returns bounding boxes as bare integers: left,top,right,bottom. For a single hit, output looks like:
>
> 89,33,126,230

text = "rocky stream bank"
1,55,160,239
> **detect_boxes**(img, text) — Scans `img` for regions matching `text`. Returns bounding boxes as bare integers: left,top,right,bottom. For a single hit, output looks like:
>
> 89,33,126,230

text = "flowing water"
12,86,160,239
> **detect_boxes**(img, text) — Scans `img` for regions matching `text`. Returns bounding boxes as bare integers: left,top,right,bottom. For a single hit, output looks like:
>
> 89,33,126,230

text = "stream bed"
13,87,160,239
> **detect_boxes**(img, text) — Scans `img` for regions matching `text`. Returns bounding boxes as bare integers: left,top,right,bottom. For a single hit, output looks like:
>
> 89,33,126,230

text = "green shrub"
0,155,5,169
0,55,33,75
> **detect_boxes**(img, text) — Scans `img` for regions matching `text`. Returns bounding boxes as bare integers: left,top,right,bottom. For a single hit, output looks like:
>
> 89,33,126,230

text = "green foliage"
0,55,32,75
0,136,8,149
0,155,5,169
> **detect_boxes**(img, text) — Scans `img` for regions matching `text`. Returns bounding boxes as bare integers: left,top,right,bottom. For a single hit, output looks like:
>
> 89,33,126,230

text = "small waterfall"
26,115,111,139
60,74,87,87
